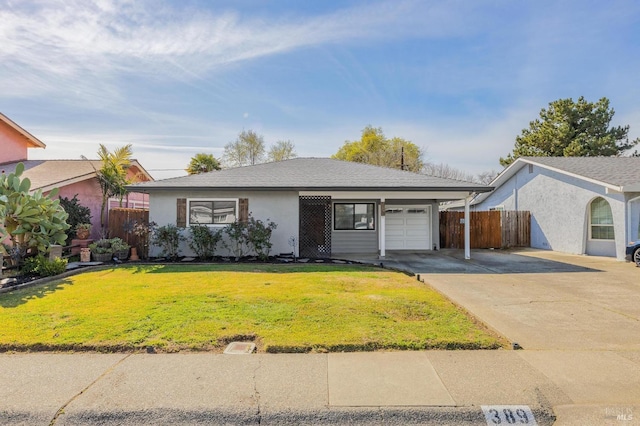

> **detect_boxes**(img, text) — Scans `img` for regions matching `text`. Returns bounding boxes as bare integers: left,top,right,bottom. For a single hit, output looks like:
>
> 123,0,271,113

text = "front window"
334,203,375,230
590,197,614,240
189,200,237,225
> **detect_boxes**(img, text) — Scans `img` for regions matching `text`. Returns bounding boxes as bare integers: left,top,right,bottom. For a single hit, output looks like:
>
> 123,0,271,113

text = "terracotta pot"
129,247,140,261
76,229,90,240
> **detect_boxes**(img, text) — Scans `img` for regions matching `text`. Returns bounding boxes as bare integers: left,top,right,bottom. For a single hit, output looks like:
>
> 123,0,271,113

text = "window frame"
333,202,376,231
589,197,614,241
187,198,239,227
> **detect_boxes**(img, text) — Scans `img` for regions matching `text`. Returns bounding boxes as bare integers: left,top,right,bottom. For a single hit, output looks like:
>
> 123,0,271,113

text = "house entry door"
299,196,332,258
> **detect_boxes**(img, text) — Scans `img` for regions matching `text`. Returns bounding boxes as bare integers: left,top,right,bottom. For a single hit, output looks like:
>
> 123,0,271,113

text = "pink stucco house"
1,112,153,240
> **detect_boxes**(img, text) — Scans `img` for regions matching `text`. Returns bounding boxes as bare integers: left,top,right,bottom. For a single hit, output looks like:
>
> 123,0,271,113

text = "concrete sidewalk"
1,350,638,425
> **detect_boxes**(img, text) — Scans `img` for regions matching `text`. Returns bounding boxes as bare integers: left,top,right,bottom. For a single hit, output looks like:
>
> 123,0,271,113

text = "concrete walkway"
1,350,638,425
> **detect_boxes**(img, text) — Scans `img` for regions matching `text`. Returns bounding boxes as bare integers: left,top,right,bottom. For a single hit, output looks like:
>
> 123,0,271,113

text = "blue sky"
2,0,639,179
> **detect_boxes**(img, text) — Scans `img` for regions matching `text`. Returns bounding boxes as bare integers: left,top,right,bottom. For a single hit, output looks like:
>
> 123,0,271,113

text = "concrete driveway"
347,249,640,351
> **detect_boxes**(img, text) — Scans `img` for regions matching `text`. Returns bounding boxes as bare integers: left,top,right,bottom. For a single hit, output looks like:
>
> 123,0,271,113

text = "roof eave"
126,185,492,192
0,113,46,149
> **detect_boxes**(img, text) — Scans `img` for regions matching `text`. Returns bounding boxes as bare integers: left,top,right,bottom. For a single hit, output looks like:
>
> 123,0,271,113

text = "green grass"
0,264,504,352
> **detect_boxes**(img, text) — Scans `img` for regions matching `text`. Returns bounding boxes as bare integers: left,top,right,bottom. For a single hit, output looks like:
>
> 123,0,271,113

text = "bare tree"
475,170,499,185
423,162,475,182
424,162,499,185
223,130,266,167
268,140,297,162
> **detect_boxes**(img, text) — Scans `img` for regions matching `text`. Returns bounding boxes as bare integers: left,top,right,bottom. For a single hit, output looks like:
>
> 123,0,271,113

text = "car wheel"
635,248,640,266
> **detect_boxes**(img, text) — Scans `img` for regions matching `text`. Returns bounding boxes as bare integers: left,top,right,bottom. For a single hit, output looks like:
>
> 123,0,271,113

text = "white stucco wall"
627,193,640,243
476,165,628,260
148,190,299,257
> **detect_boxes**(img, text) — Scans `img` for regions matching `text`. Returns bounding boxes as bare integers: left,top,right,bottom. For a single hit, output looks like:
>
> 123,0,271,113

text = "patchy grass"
0,264,505,352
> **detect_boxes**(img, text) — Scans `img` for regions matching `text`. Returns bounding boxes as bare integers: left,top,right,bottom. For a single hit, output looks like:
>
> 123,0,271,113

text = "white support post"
464,195,471,260
379,199,386,258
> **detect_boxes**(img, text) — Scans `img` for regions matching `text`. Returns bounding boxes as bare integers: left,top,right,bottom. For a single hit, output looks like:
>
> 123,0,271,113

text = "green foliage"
332,126,425,172
188,225,223,260
501,96,639,166
89,239,114,254
186,153,221,175
39,257,68,277
21,254,68,277
267,140,297,162
89,238,130,255
110,237,130,252
133,221,156,260
152,224,185,260
59,194,92,239
246,215,278,261
223,130,266,167
96,144,133,233
0,163,70,262
223,221,248,258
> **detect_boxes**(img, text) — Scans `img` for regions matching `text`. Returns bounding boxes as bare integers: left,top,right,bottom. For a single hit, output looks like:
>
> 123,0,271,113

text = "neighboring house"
0,113,153,240
128,158,491,258
446,157,640,260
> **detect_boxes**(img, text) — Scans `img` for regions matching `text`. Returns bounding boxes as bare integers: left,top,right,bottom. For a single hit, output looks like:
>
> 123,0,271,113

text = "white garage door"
385,205,432,250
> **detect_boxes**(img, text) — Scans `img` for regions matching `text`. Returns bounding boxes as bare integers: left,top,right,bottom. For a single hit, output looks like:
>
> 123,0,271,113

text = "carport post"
464,195,471,260
379,198,386,258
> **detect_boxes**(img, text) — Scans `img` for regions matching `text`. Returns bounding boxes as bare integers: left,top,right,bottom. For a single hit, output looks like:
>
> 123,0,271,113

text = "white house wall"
476,165,627,259
148,190,299,257
627,193,640,242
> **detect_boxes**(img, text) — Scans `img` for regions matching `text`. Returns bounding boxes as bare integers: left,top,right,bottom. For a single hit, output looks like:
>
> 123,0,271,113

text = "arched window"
590,197,614,240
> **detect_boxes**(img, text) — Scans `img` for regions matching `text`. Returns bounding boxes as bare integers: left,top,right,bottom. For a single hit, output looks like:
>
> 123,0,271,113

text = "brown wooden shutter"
176,198,187,227
239,198,249,223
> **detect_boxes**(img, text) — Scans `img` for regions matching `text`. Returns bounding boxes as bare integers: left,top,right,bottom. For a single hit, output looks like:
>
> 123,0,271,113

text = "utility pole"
400,146,405,170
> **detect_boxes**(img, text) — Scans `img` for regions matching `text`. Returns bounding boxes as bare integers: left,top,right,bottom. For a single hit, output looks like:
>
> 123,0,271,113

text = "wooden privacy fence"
439,210,530,249
108,208,149,254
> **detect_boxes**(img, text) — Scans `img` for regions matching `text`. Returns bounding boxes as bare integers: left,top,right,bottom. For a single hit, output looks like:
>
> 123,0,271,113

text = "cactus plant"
0,163,70,263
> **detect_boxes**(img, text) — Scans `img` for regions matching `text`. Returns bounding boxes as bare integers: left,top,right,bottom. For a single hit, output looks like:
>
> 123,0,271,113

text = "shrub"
0,163,70,263
21,256,40,275
152,224,185,260
246,216,277,261
223,221,248,259
188,225,222,260
133,221,156,260
59,195,92,239
110,237,130,253
21,254,68,277
40,257,68,277
89,239,114,254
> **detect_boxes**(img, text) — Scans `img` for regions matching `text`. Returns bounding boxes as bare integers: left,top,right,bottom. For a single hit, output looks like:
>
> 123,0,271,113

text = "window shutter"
176,198,187,227
239,198,249,223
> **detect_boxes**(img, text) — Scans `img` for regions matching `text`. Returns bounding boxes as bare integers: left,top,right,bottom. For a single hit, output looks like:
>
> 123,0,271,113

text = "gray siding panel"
332,230,378,254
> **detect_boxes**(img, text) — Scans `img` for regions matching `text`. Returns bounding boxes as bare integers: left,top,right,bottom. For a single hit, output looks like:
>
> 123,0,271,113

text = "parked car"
626,241,640,266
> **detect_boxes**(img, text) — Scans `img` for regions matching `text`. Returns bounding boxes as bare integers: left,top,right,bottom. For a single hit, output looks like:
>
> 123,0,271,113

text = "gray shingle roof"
523,156,640,189
128,158,491,192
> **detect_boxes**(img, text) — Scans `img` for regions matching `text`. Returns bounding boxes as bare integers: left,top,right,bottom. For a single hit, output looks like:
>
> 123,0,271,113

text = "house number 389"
481,406,537,425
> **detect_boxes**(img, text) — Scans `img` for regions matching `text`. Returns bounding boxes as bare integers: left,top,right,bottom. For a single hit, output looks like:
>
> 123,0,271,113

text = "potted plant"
89,239,114,262
110,237,130,260
75,223,92,240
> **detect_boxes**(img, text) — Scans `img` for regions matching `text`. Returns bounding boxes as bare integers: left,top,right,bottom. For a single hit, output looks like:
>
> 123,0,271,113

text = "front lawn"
0,264,504,352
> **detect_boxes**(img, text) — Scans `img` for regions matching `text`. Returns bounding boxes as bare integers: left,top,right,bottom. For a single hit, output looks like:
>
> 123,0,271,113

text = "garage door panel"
385,205,431,250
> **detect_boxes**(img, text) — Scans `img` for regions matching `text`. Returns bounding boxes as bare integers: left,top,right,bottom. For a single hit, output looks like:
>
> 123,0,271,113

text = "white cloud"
0,0,483,103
